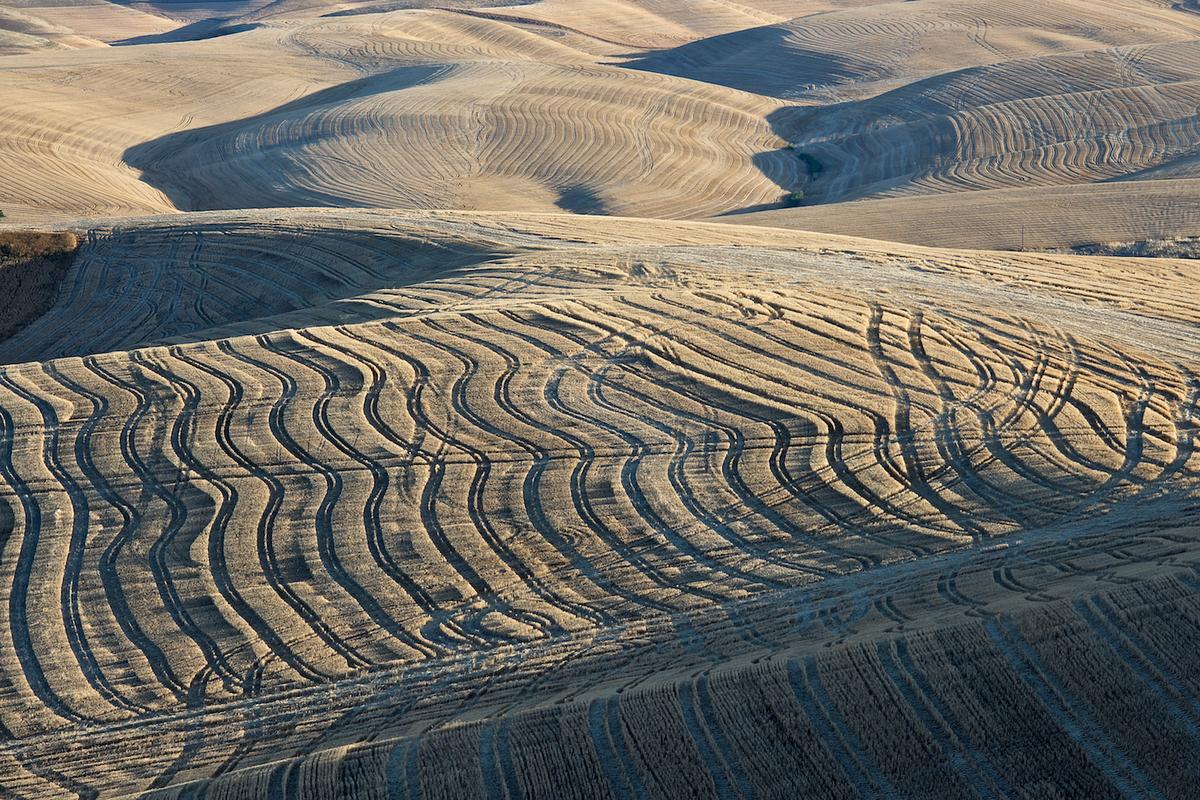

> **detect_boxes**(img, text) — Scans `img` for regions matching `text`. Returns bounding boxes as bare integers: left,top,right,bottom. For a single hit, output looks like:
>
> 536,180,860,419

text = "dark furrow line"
866,303,987,540
651,293,947,550
983,615,1165,800
419,319,616,626
469,313,717,613
293,329,450,657
894,637,1015,796
222,335,387,669
589,297,887,569
146,667,212,790
930,319,1095,504
551,315,764,602
415,319,610,628
0,402,87,725
141,349,330,684
366,322,540,644
202,340,373,669
398,315,687,615
587,697,639,800
907,311,1042,527
168,343,353,679
325,326,505,649
0,370,149,714
41,362,188,700
84,357,245,689
258,333,452,658
571,302,845,580
695,674,755,799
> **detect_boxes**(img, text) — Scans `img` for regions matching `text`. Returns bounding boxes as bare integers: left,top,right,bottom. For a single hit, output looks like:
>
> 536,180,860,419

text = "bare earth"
2,1,1200,798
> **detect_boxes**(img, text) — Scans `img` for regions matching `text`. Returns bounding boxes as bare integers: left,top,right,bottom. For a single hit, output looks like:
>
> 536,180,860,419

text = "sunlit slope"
0,211,1198,797
0,1,177,53
719,179,1200,250
0,25,364,222
482,0,880,49
0,9,797,223
778,38,1200,204
629,0,1200,101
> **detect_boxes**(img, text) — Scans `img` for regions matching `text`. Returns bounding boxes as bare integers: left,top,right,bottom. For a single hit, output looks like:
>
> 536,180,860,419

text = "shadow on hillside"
0,220,506,363
112,19,262,46
624,23,862,100
122,64,450,211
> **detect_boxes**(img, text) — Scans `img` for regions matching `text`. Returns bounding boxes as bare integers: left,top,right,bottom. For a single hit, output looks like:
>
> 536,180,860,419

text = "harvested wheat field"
2,0,1200,798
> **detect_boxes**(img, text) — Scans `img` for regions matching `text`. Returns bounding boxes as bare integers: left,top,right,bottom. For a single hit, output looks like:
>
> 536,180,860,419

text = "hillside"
0,210,1197,797
719,179,1200,250
4,0,1200,797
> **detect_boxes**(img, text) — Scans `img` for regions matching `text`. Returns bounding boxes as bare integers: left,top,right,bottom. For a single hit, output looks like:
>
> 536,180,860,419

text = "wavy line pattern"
0,211,1196,796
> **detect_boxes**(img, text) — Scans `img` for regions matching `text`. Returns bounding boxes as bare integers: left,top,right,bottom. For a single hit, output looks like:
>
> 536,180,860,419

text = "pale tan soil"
5,1,1200,797
0,210,1196,797
718,180,1200,250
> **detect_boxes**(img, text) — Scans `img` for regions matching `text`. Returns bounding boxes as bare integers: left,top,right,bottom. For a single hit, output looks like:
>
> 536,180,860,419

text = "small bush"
0,231,77,260
782,190,805,207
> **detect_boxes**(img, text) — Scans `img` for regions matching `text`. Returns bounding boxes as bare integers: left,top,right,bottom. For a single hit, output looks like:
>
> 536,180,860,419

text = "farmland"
2,0,1200,797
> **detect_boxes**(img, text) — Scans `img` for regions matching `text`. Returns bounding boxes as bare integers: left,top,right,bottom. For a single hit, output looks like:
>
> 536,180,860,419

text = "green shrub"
783,190,805,207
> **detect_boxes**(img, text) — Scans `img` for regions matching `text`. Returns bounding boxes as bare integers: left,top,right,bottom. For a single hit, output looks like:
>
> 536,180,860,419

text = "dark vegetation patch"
0,230,78,342
555,184,607,215
1046,237,1200,259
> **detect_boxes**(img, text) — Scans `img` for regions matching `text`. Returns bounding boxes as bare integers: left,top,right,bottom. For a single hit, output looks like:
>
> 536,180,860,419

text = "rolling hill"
0,210,1197,797
4,0,1200,796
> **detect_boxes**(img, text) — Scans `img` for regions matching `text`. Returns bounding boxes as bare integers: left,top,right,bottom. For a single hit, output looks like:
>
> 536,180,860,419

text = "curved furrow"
41,361,190,702
865,303,988,541
138,348,333,684
681,290,958,548
513,306,768,601
261,330,467,657
397,323,577,638
356,321,548,645
415,318,615,628
496,301,822,585
617,293,943,552
82,356,246,690
291,328,457,656
616,293,936,561
166,342,366,680
584,343,840,582
316,325,500,651
0,369,152,715
0,398,87,726
218,336,390,670
905,310,1044,529
473,312,699,615
927,318,1104,500
1062,342,1157,520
